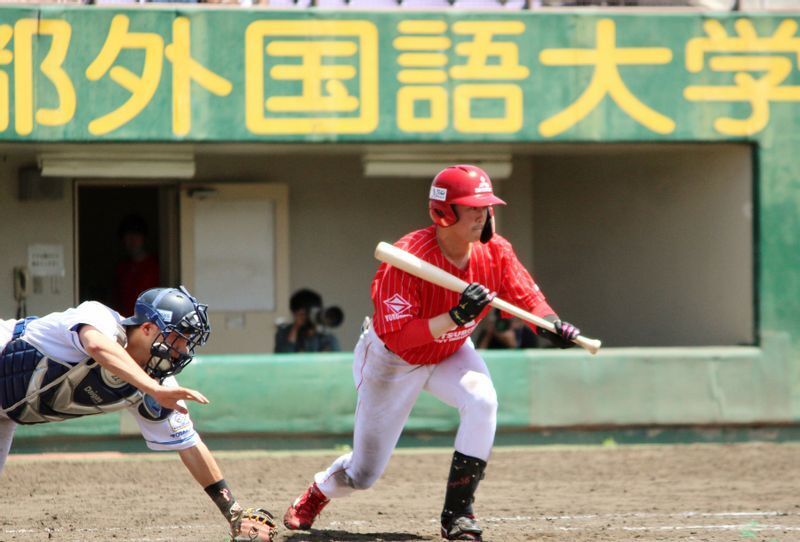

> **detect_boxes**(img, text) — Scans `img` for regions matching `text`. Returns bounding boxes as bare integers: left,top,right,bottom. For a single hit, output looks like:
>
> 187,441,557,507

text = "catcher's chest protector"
0,319,141,425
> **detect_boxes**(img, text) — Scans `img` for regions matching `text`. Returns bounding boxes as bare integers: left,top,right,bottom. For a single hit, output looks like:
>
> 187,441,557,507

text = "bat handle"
573,335,602,355
490,297,602,355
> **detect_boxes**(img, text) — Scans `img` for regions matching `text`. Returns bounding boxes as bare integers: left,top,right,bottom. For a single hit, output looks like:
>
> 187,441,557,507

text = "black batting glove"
538,318,580,349
449,283,496,327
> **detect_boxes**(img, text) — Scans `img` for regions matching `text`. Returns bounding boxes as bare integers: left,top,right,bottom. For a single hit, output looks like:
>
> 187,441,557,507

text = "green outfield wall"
14,337,794,440
6,7,800,440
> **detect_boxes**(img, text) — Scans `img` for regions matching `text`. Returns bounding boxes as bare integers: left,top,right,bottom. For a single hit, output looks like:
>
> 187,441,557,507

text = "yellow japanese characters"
0,19,75,135
684,19,800,136
0,13,796,139
245,20,378,135
539,19,674,137
87,15,232,136
395,19,528,134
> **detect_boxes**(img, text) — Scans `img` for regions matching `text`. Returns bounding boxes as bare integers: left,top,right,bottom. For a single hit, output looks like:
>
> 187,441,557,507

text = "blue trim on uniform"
144,432,198,447
12,317,37,340
68,332,85,354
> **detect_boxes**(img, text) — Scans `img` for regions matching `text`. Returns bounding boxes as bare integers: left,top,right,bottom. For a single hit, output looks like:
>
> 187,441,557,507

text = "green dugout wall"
7,7,800,439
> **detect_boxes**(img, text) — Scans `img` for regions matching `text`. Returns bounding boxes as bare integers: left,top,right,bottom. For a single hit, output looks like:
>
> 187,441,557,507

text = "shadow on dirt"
282,529,432,541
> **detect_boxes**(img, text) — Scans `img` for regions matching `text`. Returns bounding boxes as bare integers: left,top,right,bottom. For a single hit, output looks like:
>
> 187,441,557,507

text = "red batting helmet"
428,165,506,239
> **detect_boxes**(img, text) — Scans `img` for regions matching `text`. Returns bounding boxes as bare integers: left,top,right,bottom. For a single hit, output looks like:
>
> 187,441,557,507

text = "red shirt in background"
114,255,160,316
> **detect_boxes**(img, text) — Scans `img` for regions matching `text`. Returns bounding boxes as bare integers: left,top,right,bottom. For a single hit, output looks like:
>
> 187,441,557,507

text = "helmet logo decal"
475,176,492,193
157,309,173,323
430,186,447,201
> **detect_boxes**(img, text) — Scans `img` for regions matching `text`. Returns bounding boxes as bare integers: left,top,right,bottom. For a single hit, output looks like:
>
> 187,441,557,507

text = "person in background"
114,214,160,316
274,289,341,353
476,309,540,349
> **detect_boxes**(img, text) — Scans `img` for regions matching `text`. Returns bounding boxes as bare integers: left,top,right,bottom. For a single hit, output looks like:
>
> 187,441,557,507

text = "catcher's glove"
229,507,277,542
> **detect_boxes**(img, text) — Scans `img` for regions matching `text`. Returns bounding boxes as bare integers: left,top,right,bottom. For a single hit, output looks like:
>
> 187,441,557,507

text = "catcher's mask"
121,285,211,380
428,165,506,243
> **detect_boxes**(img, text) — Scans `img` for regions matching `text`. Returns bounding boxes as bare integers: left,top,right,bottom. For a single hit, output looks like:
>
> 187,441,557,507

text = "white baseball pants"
315,326,497,499
0,411,16,474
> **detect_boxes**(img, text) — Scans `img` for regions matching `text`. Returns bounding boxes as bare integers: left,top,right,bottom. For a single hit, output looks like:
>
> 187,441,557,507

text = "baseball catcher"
0,286,277,541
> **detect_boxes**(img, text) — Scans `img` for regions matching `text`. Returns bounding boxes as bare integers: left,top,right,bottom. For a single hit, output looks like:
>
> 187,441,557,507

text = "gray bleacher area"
3,0,797,11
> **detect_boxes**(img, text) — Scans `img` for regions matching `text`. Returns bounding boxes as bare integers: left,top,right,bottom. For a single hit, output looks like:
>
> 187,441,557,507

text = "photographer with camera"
476,309,540,350
274,289,343,353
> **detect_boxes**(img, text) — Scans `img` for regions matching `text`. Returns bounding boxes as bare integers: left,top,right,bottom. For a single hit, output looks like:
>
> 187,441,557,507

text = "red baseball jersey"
371,225,555,365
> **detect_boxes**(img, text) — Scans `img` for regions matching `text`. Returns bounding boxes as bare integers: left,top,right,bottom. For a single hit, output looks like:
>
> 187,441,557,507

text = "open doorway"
77,184,178,315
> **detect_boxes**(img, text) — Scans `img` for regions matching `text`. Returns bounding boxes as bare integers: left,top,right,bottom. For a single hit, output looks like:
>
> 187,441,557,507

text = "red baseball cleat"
283,482,331,530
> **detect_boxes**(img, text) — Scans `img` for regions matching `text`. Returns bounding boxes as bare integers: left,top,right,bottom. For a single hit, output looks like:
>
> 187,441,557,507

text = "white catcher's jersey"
0,302,200,451
21,301,126,363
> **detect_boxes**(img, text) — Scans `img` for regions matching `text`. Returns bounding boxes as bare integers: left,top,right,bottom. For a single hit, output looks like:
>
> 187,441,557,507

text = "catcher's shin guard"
440,451,487,540
283,482,330,530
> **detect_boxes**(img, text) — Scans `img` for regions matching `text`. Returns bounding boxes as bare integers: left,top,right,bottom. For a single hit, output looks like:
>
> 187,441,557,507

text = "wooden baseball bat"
374,241,602,355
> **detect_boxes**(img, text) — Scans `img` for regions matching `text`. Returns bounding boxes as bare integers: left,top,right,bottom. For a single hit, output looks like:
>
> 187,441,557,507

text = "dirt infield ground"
1,442,798,542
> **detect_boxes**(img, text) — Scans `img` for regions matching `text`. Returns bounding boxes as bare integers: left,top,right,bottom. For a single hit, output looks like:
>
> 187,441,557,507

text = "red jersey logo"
384,294,412,322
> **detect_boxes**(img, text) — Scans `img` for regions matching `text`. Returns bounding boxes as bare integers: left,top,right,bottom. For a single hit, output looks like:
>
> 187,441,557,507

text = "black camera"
308,305,344,329
290,289,345,334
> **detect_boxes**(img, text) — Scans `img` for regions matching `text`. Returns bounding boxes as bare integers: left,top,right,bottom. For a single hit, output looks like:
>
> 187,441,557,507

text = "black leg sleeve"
204,479,241,521
441,451,487,521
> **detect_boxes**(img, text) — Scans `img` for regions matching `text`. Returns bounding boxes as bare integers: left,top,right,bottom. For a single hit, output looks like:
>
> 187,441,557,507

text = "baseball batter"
284,165,581,541
0,286,275,542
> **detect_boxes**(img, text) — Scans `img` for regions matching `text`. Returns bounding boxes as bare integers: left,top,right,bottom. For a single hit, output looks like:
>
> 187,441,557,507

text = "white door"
180,183,289,354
